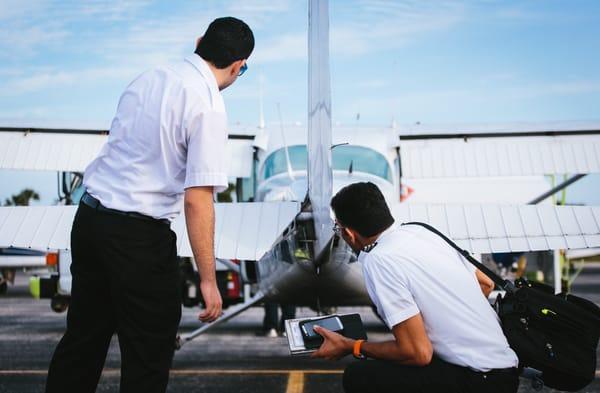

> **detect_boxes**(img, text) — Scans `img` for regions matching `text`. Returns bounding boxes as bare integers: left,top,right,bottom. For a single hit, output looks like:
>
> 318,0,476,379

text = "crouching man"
312,182,519,393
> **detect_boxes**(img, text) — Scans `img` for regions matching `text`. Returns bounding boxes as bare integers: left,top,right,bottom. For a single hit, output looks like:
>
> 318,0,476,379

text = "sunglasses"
238,62,248,76
333,222,344,236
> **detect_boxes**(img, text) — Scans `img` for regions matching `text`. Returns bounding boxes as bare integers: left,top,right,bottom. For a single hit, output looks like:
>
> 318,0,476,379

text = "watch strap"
353,339,366,359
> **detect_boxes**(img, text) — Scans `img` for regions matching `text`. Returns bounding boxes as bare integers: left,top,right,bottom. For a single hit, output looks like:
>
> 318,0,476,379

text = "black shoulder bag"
402,222,600,392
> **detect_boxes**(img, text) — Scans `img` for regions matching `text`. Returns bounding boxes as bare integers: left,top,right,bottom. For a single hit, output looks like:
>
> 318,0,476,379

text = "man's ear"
195,36,202,49
343,227,356,243
230,59,243,76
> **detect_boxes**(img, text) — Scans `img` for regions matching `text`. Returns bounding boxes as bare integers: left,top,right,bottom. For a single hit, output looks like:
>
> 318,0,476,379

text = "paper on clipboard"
285,318,313,356
284,316,322,356
284,313,368,356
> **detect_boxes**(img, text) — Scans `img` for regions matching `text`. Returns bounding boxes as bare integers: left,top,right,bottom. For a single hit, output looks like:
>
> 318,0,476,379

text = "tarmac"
1,264,599,393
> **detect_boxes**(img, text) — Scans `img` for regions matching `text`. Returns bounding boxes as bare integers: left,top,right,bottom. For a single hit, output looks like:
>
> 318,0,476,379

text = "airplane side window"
332,146,393,182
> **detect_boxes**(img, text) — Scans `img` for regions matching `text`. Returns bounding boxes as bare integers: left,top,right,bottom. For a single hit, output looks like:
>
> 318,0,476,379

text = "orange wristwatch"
353,339,366,359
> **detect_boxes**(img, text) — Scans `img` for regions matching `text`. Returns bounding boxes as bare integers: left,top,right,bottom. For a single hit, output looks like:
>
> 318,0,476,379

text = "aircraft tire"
0,281,7,295
51,295,69,313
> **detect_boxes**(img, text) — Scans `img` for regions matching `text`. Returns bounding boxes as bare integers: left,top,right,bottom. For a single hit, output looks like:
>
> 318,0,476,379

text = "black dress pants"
46,202,182,393
263,303,297,331
343,356,519,393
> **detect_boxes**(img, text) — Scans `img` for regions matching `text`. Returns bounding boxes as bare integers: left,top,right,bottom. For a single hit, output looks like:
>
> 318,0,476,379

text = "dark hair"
330,182,395,238
195,17,254,69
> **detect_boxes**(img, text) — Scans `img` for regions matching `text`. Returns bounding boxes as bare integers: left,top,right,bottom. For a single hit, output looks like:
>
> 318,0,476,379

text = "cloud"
357,79,387,89
338,78,600,123
492,5,553,22
0,104,111,129
225,0,293,27
0,1,301,100
0,0,465,75
250,1,467,63
504,81,600,99
0,1,152,58
0,22,69,59
253,33,307,63
0,0,44,20
0,66,139,96
330,0,465,56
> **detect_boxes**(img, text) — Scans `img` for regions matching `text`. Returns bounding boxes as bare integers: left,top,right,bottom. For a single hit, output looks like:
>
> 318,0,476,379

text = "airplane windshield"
262,145,308,179
261,145,393,182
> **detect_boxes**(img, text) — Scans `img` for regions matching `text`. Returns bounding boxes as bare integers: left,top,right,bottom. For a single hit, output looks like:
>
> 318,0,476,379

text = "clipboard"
284,313,368,356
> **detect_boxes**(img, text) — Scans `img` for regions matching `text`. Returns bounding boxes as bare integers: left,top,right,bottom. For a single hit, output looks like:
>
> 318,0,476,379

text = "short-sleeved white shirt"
359,224,518,371
83,54,229,220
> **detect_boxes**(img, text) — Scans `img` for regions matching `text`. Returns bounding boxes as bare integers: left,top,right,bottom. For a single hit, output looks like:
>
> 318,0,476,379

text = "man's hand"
199,280,222,322
310,326,354,361
475,269,495,298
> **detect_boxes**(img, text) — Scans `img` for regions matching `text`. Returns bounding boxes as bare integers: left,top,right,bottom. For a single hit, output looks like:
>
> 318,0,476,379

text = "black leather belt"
81,192,170,226
474,367,518,376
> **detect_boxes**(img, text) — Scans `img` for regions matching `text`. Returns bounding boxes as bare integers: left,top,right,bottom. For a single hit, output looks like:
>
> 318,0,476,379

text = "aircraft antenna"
277,102,295,181
259,73,265,129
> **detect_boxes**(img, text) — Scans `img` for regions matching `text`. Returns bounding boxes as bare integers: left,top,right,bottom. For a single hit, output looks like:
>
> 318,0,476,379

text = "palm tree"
3,188,40,206
216,183,236,203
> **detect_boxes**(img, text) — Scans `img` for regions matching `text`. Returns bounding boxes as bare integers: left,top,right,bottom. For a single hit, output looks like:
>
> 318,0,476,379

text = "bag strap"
401,222,516,293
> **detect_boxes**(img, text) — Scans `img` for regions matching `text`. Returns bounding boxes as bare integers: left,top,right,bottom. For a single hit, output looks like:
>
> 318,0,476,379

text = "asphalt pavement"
1,264,599,393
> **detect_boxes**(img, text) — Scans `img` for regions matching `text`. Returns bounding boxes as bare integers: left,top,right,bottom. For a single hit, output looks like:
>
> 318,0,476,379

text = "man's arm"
311,313,433,366
475,269,494,298
184,186,222,323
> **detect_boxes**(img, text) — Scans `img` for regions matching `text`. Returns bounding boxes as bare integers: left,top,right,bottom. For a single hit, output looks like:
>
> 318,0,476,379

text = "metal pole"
528,174,586,205
553,250,561,294
529,173,586,294
396,146,403,201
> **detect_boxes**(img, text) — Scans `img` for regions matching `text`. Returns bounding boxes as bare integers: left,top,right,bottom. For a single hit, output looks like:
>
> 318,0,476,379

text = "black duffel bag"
499,278,600,391
403,222,600,391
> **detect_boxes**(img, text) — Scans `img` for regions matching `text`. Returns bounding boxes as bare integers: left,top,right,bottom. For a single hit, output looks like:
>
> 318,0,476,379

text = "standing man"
312,182,519,393
45,17,254,393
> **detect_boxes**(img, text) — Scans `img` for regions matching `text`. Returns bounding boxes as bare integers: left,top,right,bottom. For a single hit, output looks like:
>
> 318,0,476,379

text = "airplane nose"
262,178,307,202
289,179,308,200
263,186,296,202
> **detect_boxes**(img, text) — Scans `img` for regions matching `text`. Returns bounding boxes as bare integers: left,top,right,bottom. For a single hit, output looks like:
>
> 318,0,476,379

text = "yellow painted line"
0,370,48,375
0,369,344,376
170,369,342,376
2,368,599,377
285,371,305,393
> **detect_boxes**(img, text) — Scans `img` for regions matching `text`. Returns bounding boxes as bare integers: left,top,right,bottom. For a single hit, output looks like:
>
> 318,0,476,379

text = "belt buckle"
82,192,95,209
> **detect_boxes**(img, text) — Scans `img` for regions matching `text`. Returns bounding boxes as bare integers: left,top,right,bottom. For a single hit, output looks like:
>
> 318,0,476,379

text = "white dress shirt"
359,224,519,371
83,54,229,220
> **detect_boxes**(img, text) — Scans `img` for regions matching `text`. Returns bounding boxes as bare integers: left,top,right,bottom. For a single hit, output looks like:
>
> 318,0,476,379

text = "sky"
0,0,599,205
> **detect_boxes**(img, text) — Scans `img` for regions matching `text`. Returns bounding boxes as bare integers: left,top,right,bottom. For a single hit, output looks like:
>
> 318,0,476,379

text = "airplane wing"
0,129,107,172
392,203,600,254
0,128,255,178
3,202,597,257
0,202,300,261
400,133,600,178
171,201,300,259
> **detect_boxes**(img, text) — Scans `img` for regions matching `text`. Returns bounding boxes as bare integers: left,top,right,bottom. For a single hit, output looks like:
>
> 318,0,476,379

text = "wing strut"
175,291,265,350
528,174,587,205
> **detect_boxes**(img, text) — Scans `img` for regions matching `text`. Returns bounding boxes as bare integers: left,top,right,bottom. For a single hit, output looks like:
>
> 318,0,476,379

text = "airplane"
0,247,58,295
1,0,600,349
